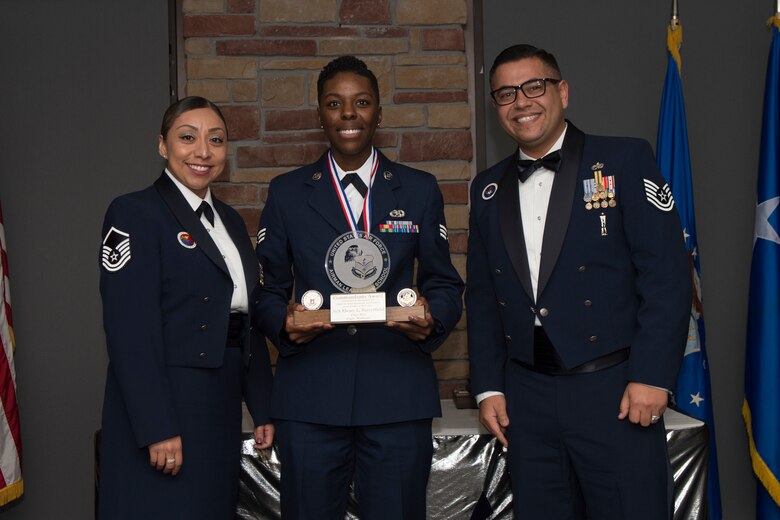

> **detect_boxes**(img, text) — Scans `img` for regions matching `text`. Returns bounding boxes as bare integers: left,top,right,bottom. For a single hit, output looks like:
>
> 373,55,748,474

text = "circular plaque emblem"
301,290,324,310
326,231,390,293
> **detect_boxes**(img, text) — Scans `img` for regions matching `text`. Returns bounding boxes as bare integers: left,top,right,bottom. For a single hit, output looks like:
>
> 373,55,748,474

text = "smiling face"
490,57,568,158
318,71,382,171
158,107,227,198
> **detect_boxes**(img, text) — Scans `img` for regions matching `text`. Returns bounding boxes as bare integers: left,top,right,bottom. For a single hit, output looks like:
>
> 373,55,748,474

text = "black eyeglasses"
490,78,561,105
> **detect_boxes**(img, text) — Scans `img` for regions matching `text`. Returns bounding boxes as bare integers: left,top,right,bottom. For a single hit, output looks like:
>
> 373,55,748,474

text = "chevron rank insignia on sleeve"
439,224,448,241
101,226,131,272
643,179,675,212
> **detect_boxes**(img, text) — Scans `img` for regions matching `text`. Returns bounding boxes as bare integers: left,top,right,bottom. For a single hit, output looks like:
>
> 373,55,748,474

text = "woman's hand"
148,436,183,476
386,297,434,341
253,423,275,450
284,302,333,344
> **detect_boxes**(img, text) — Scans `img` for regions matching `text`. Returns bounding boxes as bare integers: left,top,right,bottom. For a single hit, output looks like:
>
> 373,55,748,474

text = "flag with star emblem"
656,19,722,519
744,16,780,519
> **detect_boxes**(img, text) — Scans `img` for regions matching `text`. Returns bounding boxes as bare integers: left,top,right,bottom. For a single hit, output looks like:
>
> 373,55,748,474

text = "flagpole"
658,3,723,517
667,0,682,72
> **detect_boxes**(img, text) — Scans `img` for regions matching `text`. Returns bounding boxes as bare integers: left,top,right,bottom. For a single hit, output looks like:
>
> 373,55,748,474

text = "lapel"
369,151,400,233
213,198,258,295
536,122,585,297
306,152,353,234
153,173,230,277
498,155,534,300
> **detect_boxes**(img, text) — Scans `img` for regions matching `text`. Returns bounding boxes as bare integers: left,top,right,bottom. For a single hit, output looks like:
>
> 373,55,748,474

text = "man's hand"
618,382,668,427
479,394,510,448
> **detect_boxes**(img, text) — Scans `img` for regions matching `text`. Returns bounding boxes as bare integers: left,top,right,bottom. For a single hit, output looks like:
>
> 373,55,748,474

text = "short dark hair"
489,44,562,84
317,55,380,103
160,96,228,137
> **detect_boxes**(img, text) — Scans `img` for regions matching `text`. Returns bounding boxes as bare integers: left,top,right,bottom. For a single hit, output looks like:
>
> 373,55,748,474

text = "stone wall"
182,0,473,397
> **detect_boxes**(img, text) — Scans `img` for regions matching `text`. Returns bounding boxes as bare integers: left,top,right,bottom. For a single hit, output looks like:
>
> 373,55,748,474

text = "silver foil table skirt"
237,402,708,519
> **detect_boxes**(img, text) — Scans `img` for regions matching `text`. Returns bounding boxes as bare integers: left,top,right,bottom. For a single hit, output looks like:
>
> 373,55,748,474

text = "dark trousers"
505,360,673,520
275,418,433,520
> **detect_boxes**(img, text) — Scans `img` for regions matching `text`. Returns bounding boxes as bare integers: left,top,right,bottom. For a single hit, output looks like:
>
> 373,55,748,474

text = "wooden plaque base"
293,305,425,326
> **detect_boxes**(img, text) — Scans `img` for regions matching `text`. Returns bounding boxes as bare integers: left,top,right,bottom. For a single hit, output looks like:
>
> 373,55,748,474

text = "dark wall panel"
0,1,169,517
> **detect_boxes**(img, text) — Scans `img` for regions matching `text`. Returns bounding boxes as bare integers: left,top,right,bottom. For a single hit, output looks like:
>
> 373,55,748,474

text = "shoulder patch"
101,226,131,272
643,179,675,212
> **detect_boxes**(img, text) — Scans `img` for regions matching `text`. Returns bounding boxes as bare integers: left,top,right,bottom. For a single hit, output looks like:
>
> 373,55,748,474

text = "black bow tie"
517,150,562,182
341,172,368,197
196,201,215,226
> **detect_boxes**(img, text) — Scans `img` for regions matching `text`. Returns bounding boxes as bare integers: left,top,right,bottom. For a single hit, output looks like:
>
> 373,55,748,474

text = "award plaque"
330,292,386,323
294,231,424,325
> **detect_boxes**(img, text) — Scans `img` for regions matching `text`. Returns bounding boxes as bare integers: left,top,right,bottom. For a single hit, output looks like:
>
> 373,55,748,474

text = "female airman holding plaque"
254,56,464,520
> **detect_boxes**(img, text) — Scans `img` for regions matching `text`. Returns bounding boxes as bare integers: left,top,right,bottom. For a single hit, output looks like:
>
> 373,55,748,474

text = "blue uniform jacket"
100,173,272,448
255,151,464,426
466,123,691,394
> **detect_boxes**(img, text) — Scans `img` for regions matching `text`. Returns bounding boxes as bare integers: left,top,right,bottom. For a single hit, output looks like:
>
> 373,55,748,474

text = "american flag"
0,203,23,505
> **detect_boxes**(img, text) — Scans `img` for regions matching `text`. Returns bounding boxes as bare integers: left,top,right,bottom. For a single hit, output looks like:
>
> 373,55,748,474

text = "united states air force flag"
744,16,780,520
656,20,722,519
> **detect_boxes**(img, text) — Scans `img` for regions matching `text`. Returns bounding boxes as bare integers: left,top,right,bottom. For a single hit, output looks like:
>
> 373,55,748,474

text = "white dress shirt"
518,127,568,310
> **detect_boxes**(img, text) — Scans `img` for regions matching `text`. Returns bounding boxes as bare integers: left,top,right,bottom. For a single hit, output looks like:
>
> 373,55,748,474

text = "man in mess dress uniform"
466,44,691,519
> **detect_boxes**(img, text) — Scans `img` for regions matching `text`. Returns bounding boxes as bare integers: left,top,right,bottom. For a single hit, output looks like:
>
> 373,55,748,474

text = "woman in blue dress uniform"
255,56,464,519
97,97,273,519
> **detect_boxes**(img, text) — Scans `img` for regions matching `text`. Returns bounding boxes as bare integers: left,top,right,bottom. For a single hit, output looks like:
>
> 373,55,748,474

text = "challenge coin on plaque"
387,287,425,322
301,290,324,311
387,287,425,321
397,288,417,307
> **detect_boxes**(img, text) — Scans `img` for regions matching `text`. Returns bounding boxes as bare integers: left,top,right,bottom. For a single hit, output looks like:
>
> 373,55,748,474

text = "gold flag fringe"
742,399,780,506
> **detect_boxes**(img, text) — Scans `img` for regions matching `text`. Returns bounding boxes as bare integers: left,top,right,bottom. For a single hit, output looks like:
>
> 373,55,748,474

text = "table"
236,401,708,519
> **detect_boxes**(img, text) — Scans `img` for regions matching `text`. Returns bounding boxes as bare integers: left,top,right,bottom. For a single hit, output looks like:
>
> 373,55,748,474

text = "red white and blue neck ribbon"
327,148,378,234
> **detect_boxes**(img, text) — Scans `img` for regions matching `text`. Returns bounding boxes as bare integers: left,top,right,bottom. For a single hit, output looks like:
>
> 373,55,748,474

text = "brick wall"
182,0,473,397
